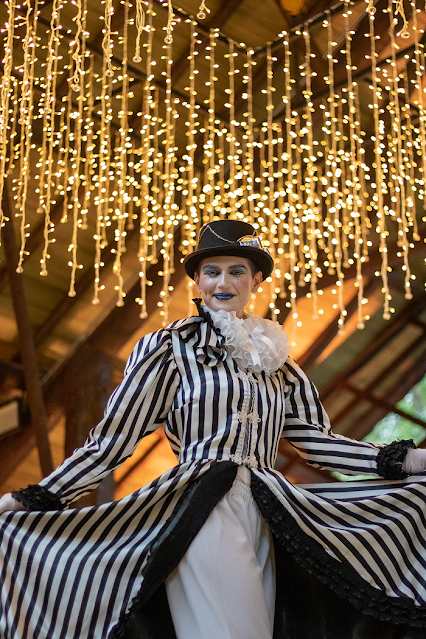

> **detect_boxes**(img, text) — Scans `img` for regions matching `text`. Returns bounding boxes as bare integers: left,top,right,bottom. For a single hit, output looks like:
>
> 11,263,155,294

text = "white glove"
402,448,426,475
0,493,24,515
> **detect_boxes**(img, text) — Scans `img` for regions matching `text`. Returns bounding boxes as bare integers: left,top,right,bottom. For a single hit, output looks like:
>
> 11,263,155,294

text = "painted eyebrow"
201,263,248,271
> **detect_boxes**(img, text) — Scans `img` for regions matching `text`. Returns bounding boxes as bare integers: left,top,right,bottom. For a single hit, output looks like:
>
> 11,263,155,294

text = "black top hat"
183,219,274,280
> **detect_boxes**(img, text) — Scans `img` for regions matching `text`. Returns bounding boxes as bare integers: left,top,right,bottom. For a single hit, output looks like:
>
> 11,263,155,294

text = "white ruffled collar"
205,306,290,375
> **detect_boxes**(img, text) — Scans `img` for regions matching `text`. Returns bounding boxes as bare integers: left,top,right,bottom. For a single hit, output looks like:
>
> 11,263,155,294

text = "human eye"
203,267,220,277
230,268,245,277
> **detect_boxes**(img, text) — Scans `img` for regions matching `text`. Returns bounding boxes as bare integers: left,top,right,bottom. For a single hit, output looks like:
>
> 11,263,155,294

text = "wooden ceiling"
0,0,425,496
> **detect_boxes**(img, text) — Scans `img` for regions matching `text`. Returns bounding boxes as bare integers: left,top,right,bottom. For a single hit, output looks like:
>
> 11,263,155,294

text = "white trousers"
165,467,276,639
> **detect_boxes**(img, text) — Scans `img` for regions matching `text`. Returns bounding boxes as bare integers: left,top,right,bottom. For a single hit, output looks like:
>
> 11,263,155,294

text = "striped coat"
1,314,426,638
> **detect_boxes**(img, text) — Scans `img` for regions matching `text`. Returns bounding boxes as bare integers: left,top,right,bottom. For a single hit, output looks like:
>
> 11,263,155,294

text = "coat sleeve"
281,357,393,477
29,330,180,507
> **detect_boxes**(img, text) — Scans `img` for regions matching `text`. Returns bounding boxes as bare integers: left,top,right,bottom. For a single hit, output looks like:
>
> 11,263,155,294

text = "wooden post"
63,344,115,505
1,184,54,476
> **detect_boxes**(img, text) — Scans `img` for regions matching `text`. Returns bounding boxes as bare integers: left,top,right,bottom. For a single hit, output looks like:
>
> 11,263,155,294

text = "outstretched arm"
10,329,180,511
281,357,417,479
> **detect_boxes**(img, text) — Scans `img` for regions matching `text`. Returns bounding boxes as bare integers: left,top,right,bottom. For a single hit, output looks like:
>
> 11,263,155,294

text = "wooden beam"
32,222,141,348
91,232,186,357
330,323,426,428
43,226,185,392
298,277,381,372
334,347,426,441
0,188,83,295
171,0,246,85
340,379,426,430
1,184,54,476
319,296,426,400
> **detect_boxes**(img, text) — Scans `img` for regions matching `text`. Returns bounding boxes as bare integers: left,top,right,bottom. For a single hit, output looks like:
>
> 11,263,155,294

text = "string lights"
0,0,424,333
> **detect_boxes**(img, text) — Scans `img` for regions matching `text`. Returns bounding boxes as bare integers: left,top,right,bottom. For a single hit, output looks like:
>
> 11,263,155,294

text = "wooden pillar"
63,343,115,505
1,184,54,476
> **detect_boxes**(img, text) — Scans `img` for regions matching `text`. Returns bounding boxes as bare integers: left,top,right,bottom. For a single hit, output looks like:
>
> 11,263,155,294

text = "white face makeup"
194,255,262,318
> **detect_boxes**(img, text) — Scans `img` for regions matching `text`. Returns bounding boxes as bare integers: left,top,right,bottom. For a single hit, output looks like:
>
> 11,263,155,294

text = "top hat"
183,219,274,280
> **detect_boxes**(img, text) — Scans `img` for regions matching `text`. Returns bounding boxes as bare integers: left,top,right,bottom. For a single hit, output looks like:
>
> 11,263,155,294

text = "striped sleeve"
37,329,180,505
282,357,383,477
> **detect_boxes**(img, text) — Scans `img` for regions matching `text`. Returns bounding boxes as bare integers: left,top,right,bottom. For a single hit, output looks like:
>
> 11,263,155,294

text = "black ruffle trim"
377,439,416,480
250,475,426,627
111,461,238,639
12,484,64,512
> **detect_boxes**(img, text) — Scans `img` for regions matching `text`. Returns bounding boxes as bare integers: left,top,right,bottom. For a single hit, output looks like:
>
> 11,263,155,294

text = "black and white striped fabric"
1,315,426,638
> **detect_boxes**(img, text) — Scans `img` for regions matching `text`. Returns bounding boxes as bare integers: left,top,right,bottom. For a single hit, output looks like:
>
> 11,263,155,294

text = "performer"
1,218,426,639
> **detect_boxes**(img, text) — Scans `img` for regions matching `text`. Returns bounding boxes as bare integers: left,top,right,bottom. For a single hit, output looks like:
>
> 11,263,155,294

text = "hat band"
202,224,271,256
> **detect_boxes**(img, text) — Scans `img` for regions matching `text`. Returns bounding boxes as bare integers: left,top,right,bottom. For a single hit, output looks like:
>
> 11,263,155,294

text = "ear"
252,271,263,293
194,272,201,294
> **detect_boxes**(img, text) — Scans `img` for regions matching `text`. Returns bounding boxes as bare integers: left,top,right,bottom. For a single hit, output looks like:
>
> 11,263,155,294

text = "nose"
216,271,231,289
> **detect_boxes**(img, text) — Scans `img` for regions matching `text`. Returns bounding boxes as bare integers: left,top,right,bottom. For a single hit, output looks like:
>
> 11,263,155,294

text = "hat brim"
183,245,274,280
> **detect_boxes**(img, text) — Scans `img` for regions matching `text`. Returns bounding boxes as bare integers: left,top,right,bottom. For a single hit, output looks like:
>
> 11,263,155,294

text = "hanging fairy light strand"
134,0,146,63
112,0,131,307
102,0,114,78
183,22,198,317
39,0,62,277
344,0,366,329
265,43,278,320
158,38,174,325
136,0,154,319
67,24,86,296
302,26,320,321
324,12,346,333
15,0,38,273
0,0,16,233
412,0,426,218
368,3,391,319
387,0,413,301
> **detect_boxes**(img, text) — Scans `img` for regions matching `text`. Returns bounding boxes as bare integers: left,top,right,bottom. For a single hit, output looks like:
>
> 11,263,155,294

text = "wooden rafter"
319,296,426,399
1,182,54,476
341,378,426,430
330,321,426,428
298,277,381,372
0,187,84,296
43,226,185,382
336,347,426,441
170,0,246,85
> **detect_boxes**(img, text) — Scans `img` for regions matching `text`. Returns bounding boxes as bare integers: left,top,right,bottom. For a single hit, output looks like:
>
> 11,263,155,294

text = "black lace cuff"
376,439,416,480
12,484,64,512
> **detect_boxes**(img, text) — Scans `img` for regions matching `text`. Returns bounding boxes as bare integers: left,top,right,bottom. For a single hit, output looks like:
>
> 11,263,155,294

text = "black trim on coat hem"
111,461,238,639
250,475,426,628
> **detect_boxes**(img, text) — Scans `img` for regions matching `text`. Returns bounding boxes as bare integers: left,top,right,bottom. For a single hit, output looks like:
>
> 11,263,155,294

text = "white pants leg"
165,467,276,639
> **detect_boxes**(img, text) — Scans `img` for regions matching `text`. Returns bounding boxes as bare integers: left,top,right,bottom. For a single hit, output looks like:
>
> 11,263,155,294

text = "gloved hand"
0,493,23,515
402,448,426,475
